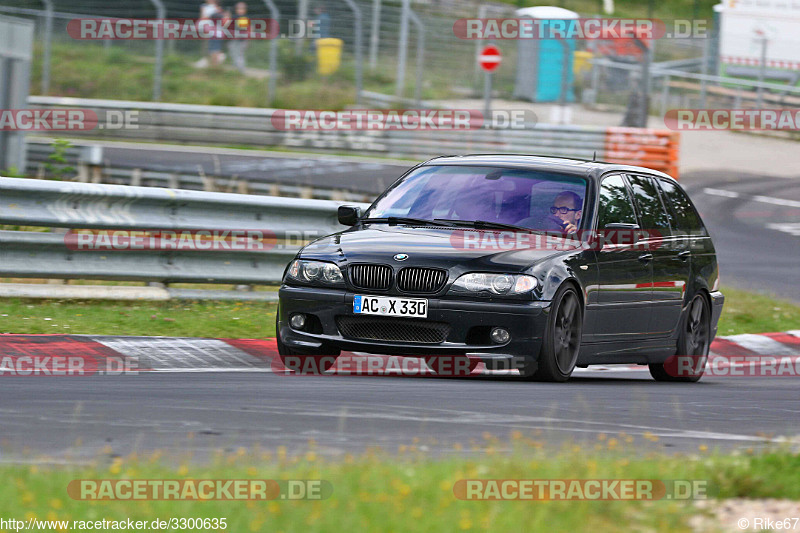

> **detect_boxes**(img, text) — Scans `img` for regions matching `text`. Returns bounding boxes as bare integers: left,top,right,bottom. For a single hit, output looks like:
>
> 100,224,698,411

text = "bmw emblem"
393,253,409,261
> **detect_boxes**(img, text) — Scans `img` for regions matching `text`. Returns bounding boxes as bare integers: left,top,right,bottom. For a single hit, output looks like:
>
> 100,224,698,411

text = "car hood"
299,224,579,272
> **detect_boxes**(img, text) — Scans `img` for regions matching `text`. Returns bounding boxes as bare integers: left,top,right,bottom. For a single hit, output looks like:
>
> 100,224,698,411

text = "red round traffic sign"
478,44,502,72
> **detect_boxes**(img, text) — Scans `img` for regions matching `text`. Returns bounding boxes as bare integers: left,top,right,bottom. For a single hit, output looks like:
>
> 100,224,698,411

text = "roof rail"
428,153,612,165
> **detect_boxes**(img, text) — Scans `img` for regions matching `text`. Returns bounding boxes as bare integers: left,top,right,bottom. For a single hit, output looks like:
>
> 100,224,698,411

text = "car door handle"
676,250,691,261
638,253,653,263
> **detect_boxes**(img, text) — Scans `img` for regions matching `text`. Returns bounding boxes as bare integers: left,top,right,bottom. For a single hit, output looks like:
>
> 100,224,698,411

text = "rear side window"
598,174,637,227
627,175,672,234
657,179,707,235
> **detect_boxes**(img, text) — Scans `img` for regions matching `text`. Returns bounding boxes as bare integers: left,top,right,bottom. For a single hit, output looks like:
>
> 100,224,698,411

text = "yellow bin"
317,38,343,75
573,50,593,75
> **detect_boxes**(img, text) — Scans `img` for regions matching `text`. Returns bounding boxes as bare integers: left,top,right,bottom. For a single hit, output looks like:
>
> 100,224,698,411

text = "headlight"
449,273,538,296
285,260,344,286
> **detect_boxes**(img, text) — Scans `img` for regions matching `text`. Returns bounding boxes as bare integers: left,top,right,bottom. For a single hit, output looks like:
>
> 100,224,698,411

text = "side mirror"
337,205,361,226
601,222,641,246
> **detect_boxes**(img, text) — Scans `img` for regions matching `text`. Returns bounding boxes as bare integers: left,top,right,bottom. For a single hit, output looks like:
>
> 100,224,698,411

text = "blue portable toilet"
513,6,578,103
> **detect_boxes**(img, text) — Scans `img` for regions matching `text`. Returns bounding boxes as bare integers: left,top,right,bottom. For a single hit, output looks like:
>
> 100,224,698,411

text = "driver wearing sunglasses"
549,191,583,235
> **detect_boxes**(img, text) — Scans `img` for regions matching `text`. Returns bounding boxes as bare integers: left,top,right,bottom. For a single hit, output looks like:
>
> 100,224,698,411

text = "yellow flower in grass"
305,451,317,462
439,480,452,491
267,501,281,514
21,492,34,505
177,464,189,476
109,458,123,475
50,498,63,509
699,444,708,452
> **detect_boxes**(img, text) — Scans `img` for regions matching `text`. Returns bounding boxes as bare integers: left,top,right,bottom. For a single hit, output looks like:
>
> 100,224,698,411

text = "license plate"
353,295,428,318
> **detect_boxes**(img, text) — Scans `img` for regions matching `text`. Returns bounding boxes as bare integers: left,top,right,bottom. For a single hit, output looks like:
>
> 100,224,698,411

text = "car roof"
419,154,677,182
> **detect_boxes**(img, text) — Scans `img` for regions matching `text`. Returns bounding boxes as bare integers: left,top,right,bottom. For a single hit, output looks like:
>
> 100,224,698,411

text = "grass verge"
0,299,276,338
0,443,798,532
0,285,797,338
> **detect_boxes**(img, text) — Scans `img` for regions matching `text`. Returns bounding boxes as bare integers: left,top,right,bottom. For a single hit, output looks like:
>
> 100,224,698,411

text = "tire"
649,293,710,383
275,315,340,374
528,284,583,382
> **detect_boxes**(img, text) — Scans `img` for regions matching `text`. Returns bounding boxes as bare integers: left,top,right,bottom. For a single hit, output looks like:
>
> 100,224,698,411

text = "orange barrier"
603,127,680,179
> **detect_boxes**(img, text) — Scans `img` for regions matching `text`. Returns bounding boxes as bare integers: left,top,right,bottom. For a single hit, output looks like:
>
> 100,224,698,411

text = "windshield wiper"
360,217,456,227
433,219,535,232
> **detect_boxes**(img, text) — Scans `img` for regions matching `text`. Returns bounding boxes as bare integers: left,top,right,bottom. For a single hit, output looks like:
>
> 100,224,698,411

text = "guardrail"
23,141,375,202
0,177,368,297
27,96,681,179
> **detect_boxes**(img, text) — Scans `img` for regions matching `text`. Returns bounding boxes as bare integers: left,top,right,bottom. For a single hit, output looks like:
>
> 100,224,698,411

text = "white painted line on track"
703,187,800,208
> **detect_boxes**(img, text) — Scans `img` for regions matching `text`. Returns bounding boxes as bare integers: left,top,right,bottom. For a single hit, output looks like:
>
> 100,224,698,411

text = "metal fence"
0,0,720,110
0,176,367,294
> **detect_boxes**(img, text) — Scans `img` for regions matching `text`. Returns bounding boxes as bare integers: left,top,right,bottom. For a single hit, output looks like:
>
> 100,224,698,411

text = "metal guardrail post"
341,0,363,106
661,75,670,116
262,0,279,105
148,0,165,101
756,36,767,110
700,38,709,109
368,0,381,71
407,8,424,107
295,0,307,56
395,0,410,99
41,0,53,95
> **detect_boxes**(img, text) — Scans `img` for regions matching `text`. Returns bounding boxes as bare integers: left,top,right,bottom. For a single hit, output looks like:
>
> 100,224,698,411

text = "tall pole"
408,8,424,106
756,35,767,109
262,0,280,105
41,0,53,95
149,0,165,101
368,0,381,71
342,0,363,105
295,0,308,56
395,0,410,99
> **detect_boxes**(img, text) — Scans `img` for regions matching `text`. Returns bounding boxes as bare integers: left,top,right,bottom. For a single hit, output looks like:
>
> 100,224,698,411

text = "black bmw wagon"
277,155,724,382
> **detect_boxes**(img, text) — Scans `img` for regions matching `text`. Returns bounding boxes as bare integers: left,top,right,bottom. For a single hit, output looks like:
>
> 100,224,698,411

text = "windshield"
365,165,589,231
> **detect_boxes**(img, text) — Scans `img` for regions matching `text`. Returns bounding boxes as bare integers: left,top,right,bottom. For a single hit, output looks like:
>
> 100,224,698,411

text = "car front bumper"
278,285,551,361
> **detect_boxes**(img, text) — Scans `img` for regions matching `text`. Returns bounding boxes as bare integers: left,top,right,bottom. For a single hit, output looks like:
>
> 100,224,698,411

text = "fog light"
490,327,510,344
290,314,306,330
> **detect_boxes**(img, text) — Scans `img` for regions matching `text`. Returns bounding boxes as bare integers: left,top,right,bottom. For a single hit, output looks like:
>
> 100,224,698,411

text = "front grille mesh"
349,264,392,290
397,267,447,293
336,316,450,344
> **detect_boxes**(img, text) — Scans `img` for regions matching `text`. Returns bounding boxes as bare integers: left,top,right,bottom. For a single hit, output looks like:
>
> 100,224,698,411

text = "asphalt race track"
91,143,412,195
682,171,800,303
2,371,798,463
1,333,799,463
